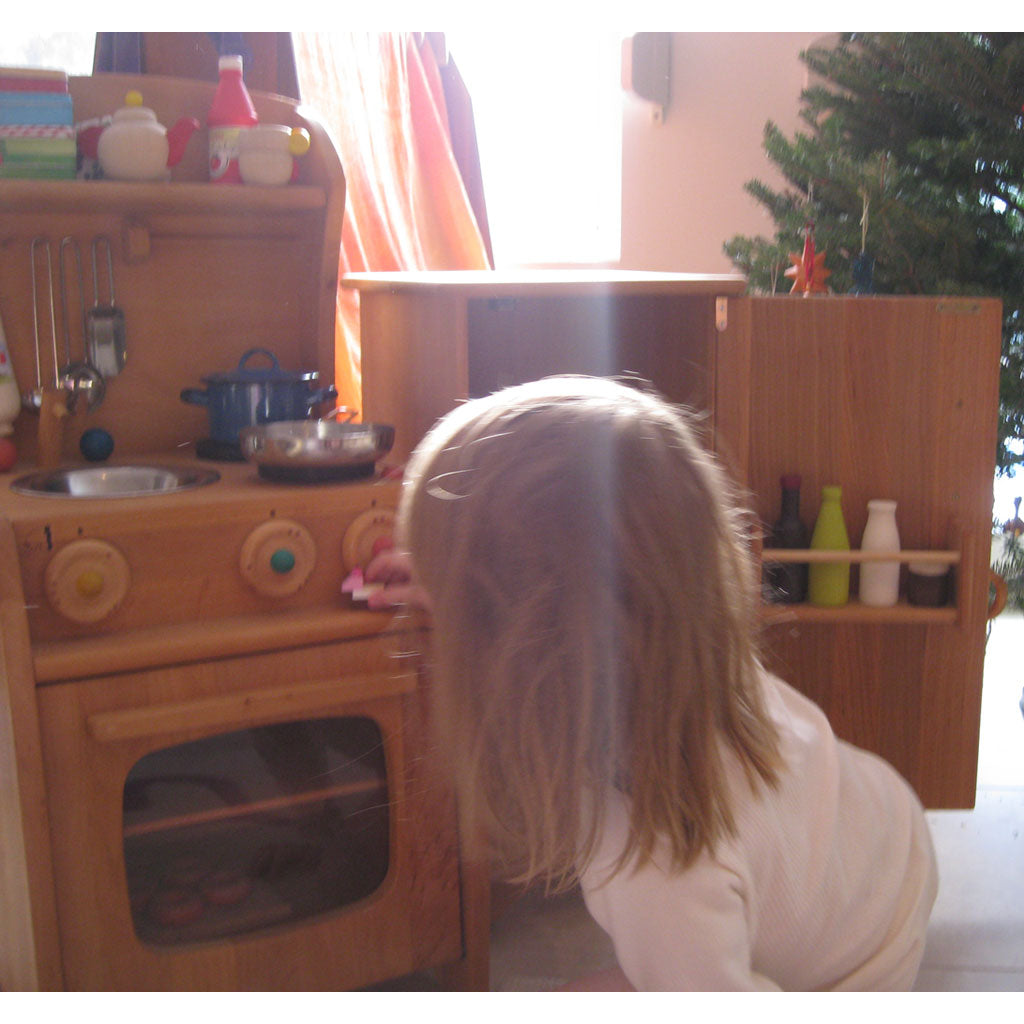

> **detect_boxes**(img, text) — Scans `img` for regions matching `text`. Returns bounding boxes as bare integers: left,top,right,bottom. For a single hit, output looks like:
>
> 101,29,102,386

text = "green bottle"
808,485,850,606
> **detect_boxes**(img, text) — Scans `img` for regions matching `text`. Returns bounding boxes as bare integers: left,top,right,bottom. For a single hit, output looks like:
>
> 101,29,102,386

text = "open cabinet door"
715,295,1002,809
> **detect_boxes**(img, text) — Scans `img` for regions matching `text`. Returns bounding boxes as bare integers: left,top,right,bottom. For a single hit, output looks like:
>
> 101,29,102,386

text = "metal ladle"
86,236,126,379
23,237,58,412
58,236,106,412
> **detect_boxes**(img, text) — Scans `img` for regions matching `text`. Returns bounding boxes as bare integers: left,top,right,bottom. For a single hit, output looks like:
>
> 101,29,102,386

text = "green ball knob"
269,548,296,574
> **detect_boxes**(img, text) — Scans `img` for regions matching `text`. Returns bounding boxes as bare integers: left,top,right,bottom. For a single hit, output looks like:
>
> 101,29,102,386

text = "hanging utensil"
86,236,126,378
58,236,106,412
23,236,59,411
25,237,73,467
58,236,84,378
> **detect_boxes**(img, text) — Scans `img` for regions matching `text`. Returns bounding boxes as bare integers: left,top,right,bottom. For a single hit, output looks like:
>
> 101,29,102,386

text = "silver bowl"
11,464,221,498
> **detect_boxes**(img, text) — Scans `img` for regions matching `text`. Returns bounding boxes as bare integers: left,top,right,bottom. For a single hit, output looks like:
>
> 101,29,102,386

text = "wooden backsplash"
0,73,346,465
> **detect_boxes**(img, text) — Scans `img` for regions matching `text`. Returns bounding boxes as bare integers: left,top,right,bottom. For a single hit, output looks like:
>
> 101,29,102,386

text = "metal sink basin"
10,464,221,498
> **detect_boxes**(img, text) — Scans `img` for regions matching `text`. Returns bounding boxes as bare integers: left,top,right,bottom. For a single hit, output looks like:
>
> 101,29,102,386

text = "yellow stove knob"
45,539,131,624
75,568,106,598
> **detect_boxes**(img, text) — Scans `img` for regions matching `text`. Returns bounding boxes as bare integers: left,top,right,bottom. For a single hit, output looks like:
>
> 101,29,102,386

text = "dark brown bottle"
764,474,809,603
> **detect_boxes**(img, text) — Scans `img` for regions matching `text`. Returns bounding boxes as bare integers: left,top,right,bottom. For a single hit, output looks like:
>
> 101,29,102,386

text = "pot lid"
203,347,318,384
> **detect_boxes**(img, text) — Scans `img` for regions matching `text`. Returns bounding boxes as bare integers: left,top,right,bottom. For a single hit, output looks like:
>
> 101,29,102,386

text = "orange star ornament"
784,225,831,294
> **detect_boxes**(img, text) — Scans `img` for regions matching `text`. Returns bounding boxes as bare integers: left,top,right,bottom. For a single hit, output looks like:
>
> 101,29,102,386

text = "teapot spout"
166,117,200,167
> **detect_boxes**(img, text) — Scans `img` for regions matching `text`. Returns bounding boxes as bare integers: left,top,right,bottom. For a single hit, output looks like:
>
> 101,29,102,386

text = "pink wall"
621,32,830,273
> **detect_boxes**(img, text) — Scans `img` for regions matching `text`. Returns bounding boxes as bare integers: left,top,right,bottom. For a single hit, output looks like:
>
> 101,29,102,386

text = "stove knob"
45,539,131,624
341,506,397,571
240,519,316,597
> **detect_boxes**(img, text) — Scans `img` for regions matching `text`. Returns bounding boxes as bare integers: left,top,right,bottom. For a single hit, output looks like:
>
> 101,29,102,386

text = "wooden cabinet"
346,271,1002,809
348,271,747,464
0,79,488,992
719,295,1001,809
0,73,346,465
33,632,465,991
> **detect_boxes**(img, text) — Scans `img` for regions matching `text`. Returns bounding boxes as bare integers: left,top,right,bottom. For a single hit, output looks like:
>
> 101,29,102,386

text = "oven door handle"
86,671,417,744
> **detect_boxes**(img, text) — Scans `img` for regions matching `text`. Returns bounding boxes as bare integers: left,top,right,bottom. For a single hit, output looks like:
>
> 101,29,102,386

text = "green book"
0,159,75,179
0,136,76,159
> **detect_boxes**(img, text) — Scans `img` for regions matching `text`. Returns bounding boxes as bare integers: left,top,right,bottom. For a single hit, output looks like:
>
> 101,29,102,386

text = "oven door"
36,632,464,991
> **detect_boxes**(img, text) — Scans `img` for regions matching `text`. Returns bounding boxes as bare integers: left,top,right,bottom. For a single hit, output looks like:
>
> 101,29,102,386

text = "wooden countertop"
0,453,406,668
342,269,748,296
0,454,399,527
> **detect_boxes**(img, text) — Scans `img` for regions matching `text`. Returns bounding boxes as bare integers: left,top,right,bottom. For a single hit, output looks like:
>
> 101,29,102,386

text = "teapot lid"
113,90,157,123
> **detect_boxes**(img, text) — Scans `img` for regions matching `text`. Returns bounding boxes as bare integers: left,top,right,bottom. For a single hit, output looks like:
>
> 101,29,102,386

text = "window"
0,31,94,75
446,29,624,268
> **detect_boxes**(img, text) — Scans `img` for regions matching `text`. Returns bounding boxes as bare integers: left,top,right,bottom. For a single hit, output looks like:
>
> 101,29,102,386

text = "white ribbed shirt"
579,673,938,991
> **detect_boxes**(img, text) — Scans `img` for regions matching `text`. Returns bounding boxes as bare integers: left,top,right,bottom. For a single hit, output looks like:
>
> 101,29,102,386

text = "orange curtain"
291,33,492,414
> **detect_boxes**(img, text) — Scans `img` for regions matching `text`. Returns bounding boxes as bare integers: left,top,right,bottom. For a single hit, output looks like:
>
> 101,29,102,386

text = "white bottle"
859,499,901,606
0,308,21,436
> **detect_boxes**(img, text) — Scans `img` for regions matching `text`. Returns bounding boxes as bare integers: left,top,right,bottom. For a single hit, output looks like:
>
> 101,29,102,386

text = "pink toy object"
340,567,384,603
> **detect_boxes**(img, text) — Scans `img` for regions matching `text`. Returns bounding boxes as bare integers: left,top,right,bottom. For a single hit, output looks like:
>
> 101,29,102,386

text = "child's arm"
582,854,781,991
579,791,781,991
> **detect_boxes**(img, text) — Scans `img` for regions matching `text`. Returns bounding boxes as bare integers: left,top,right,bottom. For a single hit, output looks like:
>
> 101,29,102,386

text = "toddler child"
366,375,937,991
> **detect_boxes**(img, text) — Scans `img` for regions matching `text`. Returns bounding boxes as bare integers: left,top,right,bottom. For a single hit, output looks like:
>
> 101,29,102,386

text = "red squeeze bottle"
207,54,258,183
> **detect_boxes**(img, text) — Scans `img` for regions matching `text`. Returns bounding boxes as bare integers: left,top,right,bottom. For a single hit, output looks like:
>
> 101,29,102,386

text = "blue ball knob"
80,428,115,462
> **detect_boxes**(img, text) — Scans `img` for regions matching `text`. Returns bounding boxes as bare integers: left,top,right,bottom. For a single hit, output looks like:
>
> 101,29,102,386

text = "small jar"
238,125,310,186
907,563,950,607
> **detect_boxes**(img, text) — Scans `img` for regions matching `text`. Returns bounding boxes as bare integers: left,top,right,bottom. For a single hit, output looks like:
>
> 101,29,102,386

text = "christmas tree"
724,32,1024,472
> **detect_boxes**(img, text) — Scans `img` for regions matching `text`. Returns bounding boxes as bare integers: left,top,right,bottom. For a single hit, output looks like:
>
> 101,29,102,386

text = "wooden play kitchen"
347,271,1004,811
0,73,488,991
0,70,1006,993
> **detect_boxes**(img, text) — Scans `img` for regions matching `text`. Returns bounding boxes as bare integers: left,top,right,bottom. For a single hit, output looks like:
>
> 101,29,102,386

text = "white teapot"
97,91,200,182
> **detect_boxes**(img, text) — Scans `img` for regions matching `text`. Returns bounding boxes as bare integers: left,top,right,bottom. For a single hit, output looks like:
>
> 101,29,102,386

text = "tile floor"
912,611,1024,992
485,612,1024,993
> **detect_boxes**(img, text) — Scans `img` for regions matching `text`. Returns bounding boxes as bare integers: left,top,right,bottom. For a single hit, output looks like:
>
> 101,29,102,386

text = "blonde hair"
400,375,780,890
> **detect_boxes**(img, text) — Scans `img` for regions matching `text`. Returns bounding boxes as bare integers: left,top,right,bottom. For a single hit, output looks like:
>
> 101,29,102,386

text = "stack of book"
0,66,75,179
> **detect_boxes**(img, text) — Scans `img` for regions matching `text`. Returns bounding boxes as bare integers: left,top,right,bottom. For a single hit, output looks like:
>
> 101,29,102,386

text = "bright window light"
0,31,94,74
446,29,624,268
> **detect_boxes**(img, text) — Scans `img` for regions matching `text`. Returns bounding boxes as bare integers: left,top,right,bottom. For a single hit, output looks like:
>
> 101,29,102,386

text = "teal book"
0,91,73,125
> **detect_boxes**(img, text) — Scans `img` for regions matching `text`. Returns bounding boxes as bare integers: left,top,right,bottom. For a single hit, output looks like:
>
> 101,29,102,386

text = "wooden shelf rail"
123,778,387,839
761,549,961,565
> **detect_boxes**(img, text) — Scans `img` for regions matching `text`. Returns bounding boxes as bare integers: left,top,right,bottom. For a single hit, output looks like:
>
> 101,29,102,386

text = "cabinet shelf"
760,548,959,624
761,599,957,626
123,778,387,839
121,716,389,839
0,178,327,217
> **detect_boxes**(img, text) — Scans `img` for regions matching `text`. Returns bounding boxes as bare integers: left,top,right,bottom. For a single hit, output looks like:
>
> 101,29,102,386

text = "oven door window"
122,716,390,946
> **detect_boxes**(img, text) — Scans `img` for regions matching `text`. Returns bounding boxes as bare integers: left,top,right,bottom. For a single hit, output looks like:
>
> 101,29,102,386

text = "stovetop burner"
196,438,245,462
254,462,377,484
